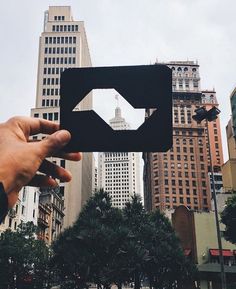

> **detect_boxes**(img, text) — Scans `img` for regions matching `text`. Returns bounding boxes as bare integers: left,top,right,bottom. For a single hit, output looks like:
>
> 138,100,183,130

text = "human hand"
0,116,81,207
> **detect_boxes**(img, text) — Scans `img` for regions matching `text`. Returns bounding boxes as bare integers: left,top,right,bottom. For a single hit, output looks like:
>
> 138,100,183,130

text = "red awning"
209,249,233,257
184,249,191,256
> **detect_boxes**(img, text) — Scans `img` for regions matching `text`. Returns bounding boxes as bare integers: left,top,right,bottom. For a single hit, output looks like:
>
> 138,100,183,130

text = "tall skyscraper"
31,6,93,228
143,61,224,212
98,105,140,208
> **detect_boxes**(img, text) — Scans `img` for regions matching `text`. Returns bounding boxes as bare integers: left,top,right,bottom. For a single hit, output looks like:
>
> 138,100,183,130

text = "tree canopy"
221,193,236,244
52,190,196,289
0,221,50,289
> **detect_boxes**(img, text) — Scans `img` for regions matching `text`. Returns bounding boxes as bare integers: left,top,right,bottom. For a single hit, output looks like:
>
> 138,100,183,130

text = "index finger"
7,116,60,137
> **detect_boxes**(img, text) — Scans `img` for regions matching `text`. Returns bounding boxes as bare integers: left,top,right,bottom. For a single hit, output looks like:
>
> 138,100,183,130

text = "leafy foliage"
221,194,236,244
52,190,196,289
0,221,50,289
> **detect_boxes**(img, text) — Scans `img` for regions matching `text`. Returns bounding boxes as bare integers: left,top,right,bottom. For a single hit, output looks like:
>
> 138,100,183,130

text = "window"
61,160,65,168
21,205,25,215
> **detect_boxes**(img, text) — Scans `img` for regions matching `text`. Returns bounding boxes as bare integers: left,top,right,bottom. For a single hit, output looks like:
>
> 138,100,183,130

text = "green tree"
123,196,196,289
52,191,196,289
0,221,50,289
122,195,150,289
52,189,128,289
221,194,236,244
144,210,196,289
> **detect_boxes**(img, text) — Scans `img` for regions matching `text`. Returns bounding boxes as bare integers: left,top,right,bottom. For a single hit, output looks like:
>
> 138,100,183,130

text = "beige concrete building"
222,86,236,193
172,206,236,289
31,6,93,228
0,187,40,234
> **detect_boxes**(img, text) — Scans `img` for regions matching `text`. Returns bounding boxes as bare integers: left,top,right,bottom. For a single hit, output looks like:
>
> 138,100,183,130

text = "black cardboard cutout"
60,64,172,152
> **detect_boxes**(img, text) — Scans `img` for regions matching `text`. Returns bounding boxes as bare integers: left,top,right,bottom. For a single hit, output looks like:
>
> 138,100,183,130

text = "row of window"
162,178,207,187
41,98,59,107
43,88,60,96
44,46,76,55
34,112,59,121
160,171,205,179
105,167,129,171
106,187,130,191
161,162,205,170
171,67,197,72
164,196,208,205
45,36,77,44
43,66,72,75
44,57,76,65
105,152,129,157
160,188,207,196
105,163,129,167
163,154,204,162
43,77,60,85
54,16,65,21
52,24,79,32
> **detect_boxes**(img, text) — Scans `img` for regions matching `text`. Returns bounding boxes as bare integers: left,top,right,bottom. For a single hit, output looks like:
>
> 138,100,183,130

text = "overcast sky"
0,0,236,161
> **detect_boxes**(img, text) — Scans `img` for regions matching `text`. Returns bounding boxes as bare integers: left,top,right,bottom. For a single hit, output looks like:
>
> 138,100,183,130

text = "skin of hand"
0,116,81,208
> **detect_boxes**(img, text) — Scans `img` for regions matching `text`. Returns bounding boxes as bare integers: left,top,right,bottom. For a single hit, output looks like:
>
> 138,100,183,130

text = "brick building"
143,61,223,212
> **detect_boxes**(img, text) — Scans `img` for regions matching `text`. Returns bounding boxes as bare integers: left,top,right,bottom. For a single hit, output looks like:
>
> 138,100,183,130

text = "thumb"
37,130,71,159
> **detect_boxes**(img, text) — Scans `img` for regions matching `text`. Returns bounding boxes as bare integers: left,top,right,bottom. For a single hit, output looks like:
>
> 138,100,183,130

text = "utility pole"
192,106,227,289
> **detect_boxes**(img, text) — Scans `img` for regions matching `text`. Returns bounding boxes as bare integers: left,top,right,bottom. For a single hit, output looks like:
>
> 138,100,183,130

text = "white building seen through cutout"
98,104,140,208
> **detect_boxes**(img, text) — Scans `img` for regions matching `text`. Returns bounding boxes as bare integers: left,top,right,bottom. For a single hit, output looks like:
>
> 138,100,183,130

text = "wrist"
0,172,18,208
0,182,9,223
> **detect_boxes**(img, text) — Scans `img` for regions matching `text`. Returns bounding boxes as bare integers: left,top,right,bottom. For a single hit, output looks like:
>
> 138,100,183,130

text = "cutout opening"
79,89,145,130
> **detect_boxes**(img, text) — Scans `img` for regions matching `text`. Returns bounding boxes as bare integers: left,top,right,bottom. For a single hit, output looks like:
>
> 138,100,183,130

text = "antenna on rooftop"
115,94,119,107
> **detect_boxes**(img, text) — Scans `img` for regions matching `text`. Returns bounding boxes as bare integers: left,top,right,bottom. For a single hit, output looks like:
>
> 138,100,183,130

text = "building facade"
143,61,224,212
98,106,140,208
38,187,64,243
31,6,93,228
0,187,40,234
172,206,236,289
222,87,236,193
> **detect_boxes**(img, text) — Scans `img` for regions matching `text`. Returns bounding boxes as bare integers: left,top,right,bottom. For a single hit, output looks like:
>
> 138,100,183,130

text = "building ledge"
198,263,236,273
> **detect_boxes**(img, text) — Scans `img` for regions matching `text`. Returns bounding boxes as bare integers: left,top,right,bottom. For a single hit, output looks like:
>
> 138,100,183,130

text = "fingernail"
56,130,71,146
